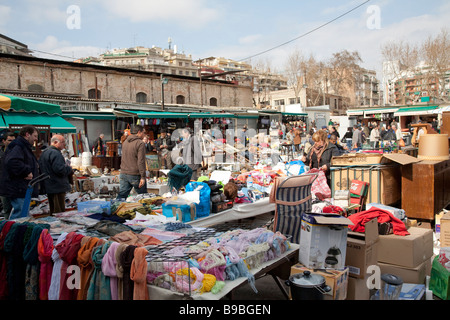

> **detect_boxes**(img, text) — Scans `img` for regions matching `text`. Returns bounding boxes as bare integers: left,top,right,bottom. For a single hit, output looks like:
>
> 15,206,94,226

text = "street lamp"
161,74,169,111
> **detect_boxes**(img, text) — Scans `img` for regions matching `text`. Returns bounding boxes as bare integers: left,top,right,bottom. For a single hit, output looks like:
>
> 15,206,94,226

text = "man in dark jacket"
38,134,73,214
117,125,147,199
0,131,15,218
154,129,174,169
0,126,39,219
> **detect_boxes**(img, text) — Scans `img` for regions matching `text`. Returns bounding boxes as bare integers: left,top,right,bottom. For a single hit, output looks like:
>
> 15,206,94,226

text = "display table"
187,197,276,227
147,244,299,300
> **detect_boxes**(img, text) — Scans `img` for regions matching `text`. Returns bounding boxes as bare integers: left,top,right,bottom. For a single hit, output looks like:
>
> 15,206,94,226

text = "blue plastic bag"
185,181,211,218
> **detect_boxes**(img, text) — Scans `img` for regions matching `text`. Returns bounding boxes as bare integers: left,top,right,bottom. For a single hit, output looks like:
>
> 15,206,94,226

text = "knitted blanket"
168,164,193,191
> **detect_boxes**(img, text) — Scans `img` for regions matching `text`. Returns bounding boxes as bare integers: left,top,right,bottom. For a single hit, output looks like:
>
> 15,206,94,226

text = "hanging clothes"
76,236,101,300
114,243,128,300
130,246,149,300
4,222,30,300
37,228,54,300
48,232,68,300
55,231,84,300
23,223,49,300
101,241,120,300
0,221,15,300
87,242,112,300
119,245,136,300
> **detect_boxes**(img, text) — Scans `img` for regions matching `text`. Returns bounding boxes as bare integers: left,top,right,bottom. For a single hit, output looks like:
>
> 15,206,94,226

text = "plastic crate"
162,202,196,222
77,200,111,215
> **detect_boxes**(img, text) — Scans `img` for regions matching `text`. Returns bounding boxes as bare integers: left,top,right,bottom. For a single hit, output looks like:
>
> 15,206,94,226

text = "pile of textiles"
147,227,290,295
0,220,160,300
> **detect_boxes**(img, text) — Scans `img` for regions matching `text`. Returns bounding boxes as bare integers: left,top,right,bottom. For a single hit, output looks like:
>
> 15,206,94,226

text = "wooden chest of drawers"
401,159,450,220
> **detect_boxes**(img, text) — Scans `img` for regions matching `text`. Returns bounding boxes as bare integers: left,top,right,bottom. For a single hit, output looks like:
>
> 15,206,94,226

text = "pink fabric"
101,241,120,300
307,168,331,198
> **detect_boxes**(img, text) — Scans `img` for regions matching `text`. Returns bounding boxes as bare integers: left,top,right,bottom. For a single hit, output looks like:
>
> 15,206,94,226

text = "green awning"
116,110,189,119
394,105,438,116
62,111,117,120
2,112,77,133
0,94,62,115
189,112,235,118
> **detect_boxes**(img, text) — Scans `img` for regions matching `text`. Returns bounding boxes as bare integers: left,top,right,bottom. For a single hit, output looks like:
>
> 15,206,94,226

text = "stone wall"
0,54,253,109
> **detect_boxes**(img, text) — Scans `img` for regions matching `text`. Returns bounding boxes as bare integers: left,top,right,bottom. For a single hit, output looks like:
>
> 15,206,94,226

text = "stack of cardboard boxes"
290,212,353,300
345,218,379,300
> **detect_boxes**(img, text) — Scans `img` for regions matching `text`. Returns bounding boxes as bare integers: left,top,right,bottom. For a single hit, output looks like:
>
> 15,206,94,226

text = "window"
88,88,101,99
274,99,285,106
136,92,147,103
210,97,218,106
176,95,185,104
28,84,44,92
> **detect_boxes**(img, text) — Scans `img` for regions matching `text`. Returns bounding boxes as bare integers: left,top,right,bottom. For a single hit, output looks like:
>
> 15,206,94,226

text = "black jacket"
154,136,175,152
0,136,39,198
38,146,73,194
306,142,340,178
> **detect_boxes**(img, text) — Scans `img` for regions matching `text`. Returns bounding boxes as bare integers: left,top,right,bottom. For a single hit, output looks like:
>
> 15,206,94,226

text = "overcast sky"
1,0,449,77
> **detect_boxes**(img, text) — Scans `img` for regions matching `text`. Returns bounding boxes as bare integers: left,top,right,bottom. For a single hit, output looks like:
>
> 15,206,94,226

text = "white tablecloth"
187,197,275,227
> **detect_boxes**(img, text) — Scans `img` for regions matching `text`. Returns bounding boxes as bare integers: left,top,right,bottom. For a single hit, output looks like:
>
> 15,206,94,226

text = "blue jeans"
9,198,26,220
117,173,147,200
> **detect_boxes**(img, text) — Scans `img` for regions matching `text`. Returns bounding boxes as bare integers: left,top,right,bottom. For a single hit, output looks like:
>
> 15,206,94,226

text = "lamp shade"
418,134,449,161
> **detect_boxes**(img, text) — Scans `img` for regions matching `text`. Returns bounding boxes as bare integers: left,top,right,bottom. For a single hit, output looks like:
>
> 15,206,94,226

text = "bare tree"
327,50,363,102
285,49,307,105
421,28,450,103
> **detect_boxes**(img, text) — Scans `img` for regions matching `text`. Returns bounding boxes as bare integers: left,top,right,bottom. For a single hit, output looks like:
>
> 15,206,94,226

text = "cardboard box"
378,258,432,285
331,165,401,205
378,227,434,268
331,153,420,167
290,263,349,300
440,211,450,247
346,276,371,300
299,213,353,270
345,218,379,279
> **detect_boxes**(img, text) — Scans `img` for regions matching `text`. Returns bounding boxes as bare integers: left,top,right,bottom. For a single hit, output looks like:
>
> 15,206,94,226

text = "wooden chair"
349,179,370,213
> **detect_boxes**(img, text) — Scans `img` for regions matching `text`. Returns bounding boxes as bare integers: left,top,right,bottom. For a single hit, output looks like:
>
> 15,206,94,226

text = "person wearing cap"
154,129,174,169
117,125,147,199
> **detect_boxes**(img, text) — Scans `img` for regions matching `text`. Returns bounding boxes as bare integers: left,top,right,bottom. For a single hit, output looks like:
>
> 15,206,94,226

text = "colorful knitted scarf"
87,242,112,300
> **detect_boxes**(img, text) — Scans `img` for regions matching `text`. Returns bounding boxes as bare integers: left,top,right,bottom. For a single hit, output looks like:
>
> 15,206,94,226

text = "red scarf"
56,232,84,300
37,229,54,300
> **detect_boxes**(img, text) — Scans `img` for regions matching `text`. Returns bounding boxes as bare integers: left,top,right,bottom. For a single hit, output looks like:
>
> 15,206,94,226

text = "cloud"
31,35,103,61
239,34,263,45
102,0,219,28
0,5,11,26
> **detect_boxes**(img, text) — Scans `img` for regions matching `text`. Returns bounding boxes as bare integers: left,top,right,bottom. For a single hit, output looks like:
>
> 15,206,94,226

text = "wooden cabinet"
92,156,121,171
401,159,450,220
